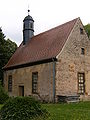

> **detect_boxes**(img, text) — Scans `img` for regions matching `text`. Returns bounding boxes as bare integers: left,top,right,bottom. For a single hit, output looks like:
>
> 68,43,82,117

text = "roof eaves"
3,57,57,71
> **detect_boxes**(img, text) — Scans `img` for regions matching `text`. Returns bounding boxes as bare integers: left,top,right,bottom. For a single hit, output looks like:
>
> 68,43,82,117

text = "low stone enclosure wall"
57,95,80,103
57,95,90,103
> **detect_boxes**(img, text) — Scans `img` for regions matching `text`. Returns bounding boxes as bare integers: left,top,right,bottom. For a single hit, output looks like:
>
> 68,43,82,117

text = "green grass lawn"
43,102,90,120
1,102,90,120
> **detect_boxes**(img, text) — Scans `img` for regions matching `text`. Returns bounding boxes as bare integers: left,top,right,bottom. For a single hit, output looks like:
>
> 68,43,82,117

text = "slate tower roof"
23,10,34,45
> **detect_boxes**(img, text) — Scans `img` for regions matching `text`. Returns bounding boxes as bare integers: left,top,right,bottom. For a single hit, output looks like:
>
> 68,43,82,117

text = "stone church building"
3,12,90,102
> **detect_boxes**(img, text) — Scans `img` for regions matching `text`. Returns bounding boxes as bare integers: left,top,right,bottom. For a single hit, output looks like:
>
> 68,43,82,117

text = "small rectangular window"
32,72,38,93
31,23,33,28
8,75,12,92
80,28,84,34
29,23,33,29
78,73,85,94
81,48,85,55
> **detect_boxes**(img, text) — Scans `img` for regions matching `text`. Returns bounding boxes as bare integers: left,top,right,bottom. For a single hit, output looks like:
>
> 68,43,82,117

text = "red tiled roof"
4,18,78,69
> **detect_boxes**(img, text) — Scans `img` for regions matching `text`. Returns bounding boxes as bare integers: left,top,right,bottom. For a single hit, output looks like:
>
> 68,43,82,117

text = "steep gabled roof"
4,18,78,70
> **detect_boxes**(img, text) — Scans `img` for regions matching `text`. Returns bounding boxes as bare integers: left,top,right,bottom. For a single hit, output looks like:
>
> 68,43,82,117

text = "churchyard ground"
1,102,90,120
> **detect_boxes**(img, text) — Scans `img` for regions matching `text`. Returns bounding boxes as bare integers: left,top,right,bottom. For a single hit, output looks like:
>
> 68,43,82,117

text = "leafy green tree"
0,28,17,84
84,24,90,37
0,82,9,104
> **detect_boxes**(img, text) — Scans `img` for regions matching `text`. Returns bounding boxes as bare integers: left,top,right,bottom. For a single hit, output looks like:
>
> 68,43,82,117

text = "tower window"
30,23,33,28
32,72,38,93
29,23,33,29
78,73,85,94
8,75,12,92
81,48,85,55
80,28,84,34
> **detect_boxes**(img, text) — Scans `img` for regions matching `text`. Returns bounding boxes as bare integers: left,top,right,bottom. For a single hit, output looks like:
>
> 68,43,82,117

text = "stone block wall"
4,62,54,102
55,18,90,100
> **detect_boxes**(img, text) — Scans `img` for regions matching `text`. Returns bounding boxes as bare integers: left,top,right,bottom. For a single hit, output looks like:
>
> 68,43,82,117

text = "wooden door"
19,86,24,96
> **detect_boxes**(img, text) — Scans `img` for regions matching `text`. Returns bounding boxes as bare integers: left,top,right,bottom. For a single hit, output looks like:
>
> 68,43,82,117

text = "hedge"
0,96,49,120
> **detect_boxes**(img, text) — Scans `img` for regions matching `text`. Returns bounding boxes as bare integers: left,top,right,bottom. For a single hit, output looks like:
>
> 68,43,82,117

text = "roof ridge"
33,18,78,39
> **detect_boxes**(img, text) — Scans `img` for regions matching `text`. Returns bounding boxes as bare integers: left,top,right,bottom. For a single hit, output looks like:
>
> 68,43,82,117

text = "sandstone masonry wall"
4,62,54,102
56,18,90,100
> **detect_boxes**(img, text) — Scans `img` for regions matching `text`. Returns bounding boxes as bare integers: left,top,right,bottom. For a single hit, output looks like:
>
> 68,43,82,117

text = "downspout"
52,58,56,103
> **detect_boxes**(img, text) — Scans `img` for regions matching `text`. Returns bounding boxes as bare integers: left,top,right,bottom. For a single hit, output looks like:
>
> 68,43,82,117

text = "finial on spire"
28,9,30,15
28,5,30,15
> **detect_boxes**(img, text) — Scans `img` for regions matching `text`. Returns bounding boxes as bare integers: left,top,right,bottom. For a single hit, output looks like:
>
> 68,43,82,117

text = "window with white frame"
78,73,85,94
32,72,38,93
8,75,12,92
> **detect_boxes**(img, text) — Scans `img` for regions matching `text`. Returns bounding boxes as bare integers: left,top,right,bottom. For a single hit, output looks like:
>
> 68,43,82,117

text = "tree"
0,28,17,84
84,24,90,38
0,82,9,104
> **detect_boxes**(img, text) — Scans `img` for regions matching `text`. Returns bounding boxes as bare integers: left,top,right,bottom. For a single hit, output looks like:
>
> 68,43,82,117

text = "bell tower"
23,10,34,45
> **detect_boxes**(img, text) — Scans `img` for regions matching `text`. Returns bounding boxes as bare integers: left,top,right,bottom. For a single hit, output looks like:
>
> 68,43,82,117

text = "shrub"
0,82,9,104
0,96,49,120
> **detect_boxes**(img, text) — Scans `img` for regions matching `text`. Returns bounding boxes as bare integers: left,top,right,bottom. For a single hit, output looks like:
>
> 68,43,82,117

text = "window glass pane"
32,72,38,93
78,73,85,94
81,48,85,55
29,23,33,28
80,28,84,34
8,75,12,92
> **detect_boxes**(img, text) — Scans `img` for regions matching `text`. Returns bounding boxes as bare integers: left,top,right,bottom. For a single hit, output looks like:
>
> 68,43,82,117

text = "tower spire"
23,9,34,45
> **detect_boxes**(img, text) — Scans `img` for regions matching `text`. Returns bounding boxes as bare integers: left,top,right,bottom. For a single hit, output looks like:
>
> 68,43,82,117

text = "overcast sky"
0,0,90,45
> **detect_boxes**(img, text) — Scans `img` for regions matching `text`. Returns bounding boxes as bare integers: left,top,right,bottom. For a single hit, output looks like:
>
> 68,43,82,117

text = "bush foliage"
0,96,49,120
84,24,90,37
0,82,9,104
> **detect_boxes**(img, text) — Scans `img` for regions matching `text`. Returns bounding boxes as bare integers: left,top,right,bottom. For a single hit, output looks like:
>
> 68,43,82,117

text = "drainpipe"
52,58,56,103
